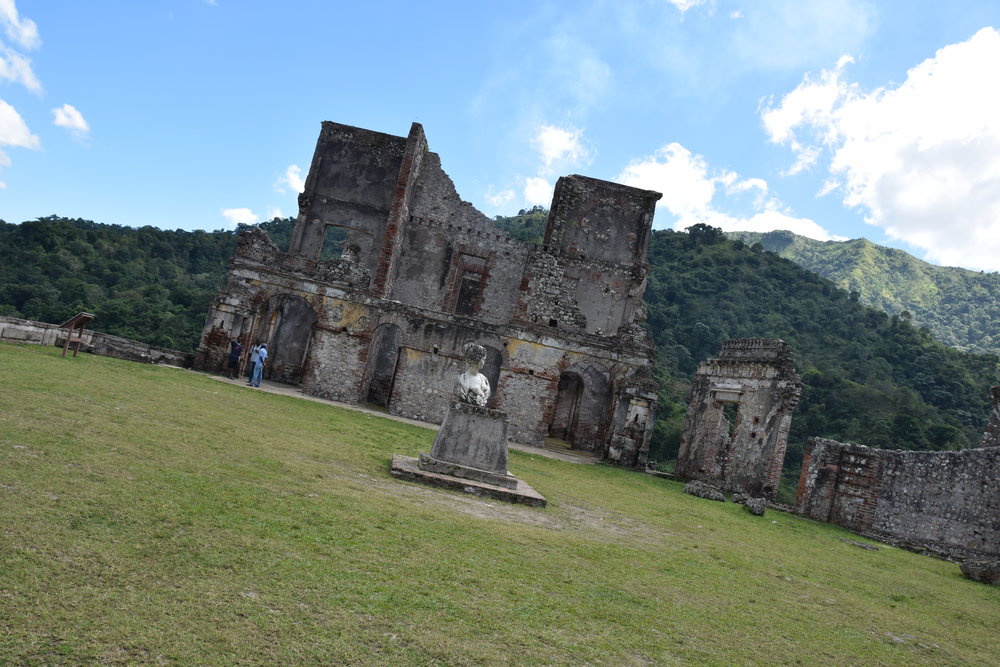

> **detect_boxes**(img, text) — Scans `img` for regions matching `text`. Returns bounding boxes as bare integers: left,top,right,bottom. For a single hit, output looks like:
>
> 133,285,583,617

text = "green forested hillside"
492,205,548,244
0,216,306,351
2,216,997,486
727,230,1000,355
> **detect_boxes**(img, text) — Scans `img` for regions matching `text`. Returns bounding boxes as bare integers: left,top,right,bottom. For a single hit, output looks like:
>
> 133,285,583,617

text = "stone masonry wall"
798,437,1000,560
1,315,192,367
196,120,662,466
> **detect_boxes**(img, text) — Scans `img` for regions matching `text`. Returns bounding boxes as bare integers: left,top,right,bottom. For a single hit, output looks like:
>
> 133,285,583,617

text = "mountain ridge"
726,230,1000,355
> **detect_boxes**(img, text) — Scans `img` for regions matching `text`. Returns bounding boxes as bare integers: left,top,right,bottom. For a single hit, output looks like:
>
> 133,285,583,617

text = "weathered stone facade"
195,121,661,466
675,339,802,499
797,437,1000,560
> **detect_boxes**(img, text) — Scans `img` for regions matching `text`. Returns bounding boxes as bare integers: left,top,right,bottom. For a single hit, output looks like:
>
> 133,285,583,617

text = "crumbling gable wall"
675,339,802,499
797,436,1000,560
195,120,662,467
517,176,658,336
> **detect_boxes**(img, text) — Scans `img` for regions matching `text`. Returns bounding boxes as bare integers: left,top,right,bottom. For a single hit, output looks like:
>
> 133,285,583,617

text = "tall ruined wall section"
516,176,659,337
798,437,1000,560
195,120,662,467
676,339,801,499
390,151,530,324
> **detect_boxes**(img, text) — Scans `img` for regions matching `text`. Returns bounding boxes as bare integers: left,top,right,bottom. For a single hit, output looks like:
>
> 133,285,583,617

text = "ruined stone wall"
389,214,529,325
798,437,1000,560
676,339,801,499
0,315,192,367
288,122,408,281
515,175,660,336
195,120,661,466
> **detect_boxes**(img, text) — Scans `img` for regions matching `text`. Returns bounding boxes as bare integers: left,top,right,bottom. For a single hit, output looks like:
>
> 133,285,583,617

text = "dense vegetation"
2,215,997,490
728,230,1000,355
493,205,548,244
0,216,305,351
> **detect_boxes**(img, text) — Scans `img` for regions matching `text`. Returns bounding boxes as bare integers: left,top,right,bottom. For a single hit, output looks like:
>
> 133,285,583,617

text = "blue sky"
3,0,1000,270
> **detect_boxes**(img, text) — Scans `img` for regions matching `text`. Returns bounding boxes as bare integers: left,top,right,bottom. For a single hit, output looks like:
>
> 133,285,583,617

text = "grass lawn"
1,343,997,665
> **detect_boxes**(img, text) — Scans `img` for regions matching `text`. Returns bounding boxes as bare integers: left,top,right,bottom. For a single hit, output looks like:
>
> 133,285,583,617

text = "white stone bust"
455,342,491,407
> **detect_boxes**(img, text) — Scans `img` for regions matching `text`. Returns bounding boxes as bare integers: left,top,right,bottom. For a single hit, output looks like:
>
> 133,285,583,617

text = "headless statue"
455,342,491,407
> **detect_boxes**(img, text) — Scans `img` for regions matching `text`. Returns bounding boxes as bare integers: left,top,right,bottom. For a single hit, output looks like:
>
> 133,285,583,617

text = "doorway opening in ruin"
363,323,404,407
549,371,584,443
549,364,613,451
255,294,317,385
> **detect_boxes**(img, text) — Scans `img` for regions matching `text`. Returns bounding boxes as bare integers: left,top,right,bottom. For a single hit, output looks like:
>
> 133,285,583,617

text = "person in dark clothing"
227,338,243,379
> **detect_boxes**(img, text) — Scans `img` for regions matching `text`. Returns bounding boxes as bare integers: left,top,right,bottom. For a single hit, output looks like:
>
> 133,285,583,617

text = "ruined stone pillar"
676,339,801,499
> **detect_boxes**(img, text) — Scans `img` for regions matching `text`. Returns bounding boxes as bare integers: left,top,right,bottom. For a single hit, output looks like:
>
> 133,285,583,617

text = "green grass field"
1,344,997,665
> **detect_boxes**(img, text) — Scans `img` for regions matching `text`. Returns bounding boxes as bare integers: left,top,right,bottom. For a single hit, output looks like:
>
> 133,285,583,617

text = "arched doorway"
362,323,404,407
548,363,612,450
255,294,317,385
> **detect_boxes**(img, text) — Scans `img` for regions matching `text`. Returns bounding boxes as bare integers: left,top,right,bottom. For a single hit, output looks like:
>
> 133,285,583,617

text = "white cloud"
666,0,709,13
52,103,89,141
485,187,515,207
729,0,874,73
265,207,284,220
617,142,840,240
0,99,38,149
762,27,1000,270
0,42,39,91
274,164,305,194
0,2,40,93
531,125,591,175
523,177,552,206
0,0,39,50
221,207,258,229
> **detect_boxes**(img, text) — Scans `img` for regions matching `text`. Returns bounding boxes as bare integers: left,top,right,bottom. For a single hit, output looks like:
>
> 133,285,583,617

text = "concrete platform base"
390,454,547,508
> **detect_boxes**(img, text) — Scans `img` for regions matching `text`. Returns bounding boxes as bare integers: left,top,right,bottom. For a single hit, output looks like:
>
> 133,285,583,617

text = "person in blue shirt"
249,343,268,387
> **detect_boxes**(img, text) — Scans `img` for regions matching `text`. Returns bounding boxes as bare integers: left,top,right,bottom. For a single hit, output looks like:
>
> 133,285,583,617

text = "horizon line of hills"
2,213,997,493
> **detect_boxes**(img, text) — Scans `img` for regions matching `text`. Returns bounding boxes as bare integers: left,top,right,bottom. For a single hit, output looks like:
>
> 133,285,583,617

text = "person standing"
246,342,261,383
249,343,268,387
227,338,243,379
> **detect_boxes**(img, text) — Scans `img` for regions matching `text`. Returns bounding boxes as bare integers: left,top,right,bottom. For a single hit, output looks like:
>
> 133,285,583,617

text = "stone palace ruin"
195,121,661,467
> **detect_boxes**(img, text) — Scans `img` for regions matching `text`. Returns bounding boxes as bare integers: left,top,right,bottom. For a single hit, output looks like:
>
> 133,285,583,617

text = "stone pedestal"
391,401,546,507
418,402,516,489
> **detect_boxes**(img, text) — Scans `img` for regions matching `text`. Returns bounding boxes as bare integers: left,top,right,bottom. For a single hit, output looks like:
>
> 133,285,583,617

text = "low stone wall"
797,437,1000,560
0,315,192,367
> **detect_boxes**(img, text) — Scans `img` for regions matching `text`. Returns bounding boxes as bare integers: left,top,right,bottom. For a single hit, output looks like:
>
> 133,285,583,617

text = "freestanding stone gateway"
392,343,546,506
675,339,801,500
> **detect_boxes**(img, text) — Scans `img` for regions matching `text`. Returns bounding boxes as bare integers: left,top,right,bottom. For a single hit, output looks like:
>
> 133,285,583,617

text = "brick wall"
798,437,1000,560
